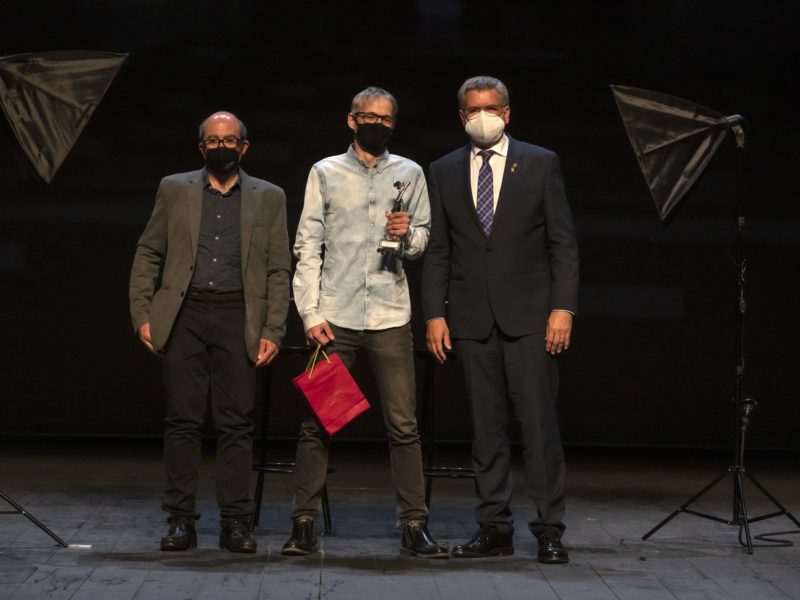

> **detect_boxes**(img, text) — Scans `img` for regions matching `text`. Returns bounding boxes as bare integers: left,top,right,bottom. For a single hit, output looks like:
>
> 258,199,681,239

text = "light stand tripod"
0,488,68,547
641,123,800,553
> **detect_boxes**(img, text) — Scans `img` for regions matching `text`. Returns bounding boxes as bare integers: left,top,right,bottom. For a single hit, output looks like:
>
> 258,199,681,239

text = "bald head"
198,111,248,141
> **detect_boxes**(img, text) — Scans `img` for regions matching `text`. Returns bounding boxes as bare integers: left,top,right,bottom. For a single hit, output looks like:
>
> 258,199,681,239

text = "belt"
186,290,244,302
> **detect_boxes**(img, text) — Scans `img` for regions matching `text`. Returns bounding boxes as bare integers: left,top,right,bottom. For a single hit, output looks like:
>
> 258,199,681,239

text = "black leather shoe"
160,518,197,551
219,519,257,553
536,531,569,564
281,517,317,556
400,520,448,558
451,526,513,558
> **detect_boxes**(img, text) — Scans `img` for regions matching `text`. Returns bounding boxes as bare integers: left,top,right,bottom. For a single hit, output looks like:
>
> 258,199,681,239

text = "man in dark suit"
422,77,579,564
129,111,291,553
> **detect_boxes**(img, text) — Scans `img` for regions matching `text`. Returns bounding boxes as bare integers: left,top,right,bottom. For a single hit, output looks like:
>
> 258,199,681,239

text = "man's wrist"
300,311,325,333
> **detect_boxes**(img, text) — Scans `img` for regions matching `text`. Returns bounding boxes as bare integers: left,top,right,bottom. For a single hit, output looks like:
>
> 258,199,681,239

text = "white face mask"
464,110,505,146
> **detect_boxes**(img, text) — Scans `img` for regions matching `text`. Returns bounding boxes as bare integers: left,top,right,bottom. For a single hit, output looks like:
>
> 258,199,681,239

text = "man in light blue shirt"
284,87,446,559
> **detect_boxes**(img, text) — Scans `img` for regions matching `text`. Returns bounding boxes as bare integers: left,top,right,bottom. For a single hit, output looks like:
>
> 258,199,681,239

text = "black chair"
251,346,333,534
415,349,475,507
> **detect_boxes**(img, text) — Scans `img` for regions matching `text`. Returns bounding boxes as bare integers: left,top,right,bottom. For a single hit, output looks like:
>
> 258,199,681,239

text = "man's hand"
256,338,279,367
426,318,452,364
306,321,335,347
545,311,573,355
385,210,411,238
137,322,156,353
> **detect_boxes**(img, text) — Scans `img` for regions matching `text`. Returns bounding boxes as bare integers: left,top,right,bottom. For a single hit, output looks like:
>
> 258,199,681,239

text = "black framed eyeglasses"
353,112,395,126
201,136,243,149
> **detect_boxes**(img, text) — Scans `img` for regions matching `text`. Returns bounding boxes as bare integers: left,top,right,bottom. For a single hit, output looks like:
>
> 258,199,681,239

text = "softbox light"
0,50,127,183
610,85,742,221
612,85,800,553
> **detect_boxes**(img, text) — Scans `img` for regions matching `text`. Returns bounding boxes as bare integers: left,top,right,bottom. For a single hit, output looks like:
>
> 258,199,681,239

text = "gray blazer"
129,168,291,361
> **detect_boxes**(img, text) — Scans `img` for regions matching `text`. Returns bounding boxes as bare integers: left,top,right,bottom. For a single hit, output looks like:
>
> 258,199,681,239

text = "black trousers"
161,298,256,521
454,325,566,537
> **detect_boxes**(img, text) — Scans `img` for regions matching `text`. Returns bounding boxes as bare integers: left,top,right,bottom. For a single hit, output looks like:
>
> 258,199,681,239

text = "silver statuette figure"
377,180,410,254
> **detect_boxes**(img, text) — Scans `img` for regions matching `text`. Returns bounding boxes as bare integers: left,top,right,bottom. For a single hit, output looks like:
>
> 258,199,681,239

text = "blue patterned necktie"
476,150,494,236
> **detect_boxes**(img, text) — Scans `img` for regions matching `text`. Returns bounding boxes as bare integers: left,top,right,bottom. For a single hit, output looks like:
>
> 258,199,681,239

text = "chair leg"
250,471,266,530
321,484,332,534
424,475,433,509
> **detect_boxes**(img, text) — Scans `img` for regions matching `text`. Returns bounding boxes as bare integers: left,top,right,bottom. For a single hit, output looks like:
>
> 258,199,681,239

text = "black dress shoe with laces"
281,517,317,556
400,520,448,558
219,519,257,553
535,531,569,564
451,526,514,558
160,518,197,551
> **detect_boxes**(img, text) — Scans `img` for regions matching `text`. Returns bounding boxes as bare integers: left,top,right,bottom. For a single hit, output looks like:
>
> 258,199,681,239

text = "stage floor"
1,439,798,599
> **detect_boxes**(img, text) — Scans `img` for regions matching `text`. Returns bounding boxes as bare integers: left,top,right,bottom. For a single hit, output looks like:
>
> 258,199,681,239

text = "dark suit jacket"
129,168,291,361
422,136,579,339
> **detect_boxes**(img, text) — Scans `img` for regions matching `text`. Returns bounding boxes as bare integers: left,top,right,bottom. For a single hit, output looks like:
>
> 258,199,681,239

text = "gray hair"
197,112,248,141
350,86,398,117
457,76,510,108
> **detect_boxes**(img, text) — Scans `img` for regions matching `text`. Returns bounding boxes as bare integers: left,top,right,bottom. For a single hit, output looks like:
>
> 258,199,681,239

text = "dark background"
1,1,797,450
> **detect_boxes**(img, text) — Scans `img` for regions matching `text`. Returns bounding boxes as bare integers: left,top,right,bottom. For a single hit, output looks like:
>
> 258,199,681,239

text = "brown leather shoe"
160,518,197,551
451,526,513,558
281,517,317,556
536,531,569,564
400,520,448,558
219,519,257,553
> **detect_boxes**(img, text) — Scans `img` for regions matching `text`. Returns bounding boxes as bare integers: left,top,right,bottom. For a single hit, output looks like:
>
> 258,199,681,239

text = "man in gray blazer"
423,77,578,564
129,111,291,553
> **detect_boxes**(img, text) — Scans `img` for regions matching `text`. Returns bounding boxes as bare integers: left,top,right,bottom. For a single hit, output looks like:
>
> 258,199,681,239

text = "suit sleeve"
129,180,168,333
421,163,451,321
543,153,579,313
262,188,292,345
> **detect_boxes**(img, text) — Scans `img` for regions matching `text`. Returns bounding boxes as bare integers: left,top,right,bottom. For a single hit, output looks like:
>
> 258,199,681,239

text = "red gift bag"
292,344,371,436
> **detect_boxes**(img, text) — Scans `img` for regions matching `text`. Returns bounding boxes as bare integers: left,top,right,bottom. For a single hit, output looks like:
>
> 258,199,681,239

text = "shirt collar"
470,133,509,161
202,167,241,195
347,143,391,173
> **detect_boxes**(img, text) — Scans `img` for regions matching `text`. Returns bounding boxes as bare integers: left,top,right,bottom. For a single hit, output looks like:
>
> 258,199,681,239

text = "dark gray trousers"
291,323,428,524
454,325,566,537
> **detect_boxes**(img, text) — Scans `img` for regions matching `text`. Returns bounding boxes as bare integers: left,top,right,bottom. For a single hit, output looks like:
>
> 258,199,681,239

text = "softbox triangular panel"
0,50,127,183
610,85,735,221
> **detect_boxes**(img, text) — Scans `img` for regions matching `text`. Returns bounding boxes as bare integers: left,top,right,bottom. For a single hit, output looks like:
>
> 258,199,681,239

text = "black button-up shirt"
189,173,243,293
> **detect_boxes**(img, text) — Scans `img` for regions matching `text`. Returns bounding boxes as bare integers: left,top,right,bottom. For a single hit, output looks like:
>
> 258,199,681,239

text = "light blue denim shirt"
293,145,431,332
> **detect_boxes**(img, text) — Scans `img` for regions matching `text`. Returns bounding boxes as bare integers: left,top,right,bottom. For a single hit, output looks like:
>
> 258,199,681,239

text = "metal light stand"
642,124,800,553
0,489,68,547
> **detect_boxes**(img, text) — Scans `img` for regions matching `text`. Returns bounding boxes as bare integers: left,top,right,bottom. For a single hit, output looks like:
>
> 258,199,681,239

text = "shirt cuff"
400,227,415,256
300,310,326,333
551,309,575,316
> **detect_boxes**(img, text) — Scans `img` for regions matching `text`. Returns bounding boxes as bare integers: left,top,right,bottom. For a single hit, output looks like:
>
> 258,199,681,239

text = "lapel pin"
510,162,518,173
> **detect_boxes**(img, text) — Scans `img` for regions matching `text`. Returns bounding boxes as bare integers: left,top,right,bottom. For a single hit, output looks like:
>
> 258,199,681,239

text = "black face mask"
355,123,393,155
204,147,240,174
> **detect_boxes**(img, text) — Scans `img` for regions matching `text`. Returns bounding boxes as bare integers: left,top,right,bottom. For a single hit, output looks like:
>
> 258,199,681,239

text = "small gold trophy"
377,180,410,254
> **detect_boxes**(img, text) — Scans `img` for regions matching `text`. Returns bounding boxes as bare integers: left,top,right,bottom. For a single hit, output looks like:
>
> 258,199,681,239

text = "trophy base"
377,239,402,254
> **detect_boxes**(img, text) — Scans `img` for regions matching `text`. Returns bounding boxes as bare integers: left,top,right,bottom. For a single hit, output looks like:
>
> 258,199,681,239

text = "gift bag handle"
305,343,331,379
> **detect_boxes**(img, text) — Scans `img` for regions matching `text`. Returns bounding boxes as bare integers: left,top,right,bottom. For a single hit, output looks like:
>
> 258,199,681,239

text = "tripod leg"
744,472,800,528
0,489,68,548
643,469,730,540
733,472,753,554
